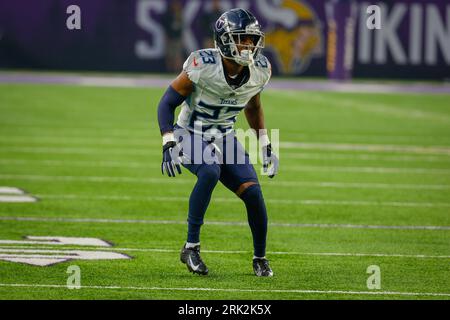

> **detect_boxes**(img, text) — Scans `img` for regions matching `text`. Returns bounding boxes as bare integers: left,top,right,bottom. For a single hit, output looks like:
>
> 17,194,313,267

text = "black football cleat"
253,258,273,277
180,244,209,275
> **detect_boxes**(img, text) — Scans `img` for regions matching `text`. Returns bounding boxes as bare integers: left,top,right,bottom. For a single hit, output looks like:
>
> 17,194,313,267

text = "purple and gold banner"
0,0,449,79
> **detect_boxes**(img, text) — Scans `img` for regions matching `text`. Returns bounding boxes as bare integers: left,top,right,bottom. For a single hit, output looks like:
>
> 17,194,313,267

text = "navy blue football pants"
174,126,268,257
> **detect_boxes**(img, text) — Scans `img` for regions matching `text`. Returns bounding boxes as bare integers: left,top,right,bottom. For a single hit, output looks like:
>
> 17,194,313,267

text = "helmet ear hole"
221,34,228,44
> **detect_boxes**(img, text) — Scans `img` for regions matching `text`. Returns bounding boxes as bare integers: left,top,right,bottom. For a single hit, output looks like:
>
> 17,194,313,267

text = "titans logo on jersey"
177,49,271,139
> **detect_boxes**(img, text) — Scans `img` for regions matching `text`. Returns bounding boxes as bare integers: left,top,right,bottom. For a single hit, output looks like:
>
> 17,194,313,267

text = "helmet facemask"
216,27,265,66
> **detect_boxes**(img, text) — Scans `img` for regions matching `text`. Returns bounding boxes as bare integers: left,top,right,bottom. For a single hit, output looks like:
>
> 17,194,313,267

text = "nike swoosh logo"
256,264,261,276
188,255,200,271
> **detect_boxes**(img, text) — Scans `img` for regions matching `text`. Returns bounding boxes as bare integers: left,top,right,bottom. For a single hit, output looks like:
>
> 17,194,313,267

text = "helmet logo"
216,18,225,31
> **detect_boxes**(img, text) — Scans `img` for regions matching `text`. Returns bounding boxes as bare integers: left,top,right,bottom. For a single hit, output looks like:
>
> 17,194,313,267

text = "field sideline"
0,77,449,300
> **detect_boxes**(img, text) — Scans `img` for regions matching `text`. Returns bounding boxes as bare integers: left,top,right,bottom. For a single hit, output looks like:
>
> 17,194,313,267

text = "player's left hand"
262,143,279,179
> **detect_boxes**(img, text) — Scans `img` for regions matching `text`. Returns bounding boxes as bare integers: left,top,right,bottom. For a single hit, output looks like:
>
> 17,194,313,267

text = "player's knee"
240,184,267,220
236,181,258,198
197,164,221,184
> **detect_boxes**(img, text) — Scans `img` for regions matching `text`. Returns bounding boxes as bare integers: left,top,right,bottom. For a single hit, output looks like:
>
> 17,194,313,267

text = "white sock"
186,242,200,249
253,256,265,260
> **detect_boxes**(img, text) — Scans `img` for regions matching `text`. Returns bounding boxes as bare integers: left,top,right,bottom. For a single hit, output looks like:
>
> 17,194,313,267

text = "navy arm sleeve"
157,86,187,135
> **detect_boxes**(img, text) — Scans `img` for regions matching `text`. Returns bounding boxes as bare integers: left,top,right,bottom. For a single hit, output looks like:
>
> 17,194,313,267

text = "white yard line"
3,134,450,152
281,153,450,163
3,136,450,162
3,133,450,144
74,248,450,260
2,159,450,175
32,193,450,208
2,152,450,164
271,181,450,190
0,146,152,156
1,216,449,231
282,165,450,174
0,160,161,169
280,142,450,155
0,283,448,297
0,136,152,146
0,124,151,136
0,159,446,175
0,173,449,190
0,246,449,260
3,141,450,156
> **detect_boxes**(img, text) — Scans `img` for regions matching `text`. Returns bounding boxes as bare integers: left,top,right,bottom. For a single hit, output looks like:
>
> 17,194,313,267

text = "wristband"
259,133,270,148
162,132,175,146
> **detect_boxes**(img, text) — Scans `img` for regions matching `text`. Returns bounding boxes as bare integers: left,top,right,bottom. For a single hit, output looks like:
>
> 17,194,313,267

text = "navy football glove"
162,141,183,177
262,143,279,179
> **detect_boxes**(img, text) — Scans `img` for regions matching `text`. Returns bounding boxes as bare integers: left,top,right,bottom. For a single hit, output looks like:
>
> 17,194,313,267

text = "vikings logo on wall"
262,0,324,75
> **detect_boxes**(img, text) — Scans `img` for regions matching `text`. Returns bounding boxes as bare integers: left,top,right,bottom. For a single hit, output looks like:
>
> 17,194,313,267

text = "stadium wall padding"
0,0,449,79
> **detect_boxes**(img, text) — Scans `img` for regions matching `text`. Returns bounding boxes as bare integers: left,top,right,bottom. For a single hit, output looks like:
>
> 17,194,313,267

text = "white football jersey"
176,48,271,139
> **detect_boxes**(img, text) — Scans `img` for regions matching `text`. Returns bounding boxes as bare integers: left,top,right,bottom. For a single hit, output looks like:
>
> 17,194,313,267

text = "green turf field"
0,83,449,300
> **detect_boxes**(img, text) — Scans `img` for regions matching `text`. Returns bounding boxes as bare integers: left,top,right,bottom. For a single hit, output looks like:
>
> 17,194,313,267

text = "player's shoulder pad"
252,54,272,86
183,49,221,84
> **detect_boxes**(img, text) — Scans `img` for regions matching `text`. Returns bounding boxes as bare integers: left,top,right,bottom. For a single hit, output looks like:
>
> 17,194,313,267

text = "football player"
157,8,278,277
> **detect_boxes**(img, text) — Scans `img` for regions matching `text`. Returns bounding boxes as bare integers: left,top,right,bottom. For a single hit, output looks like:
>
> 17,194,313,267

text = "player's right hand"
162,141,183,177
